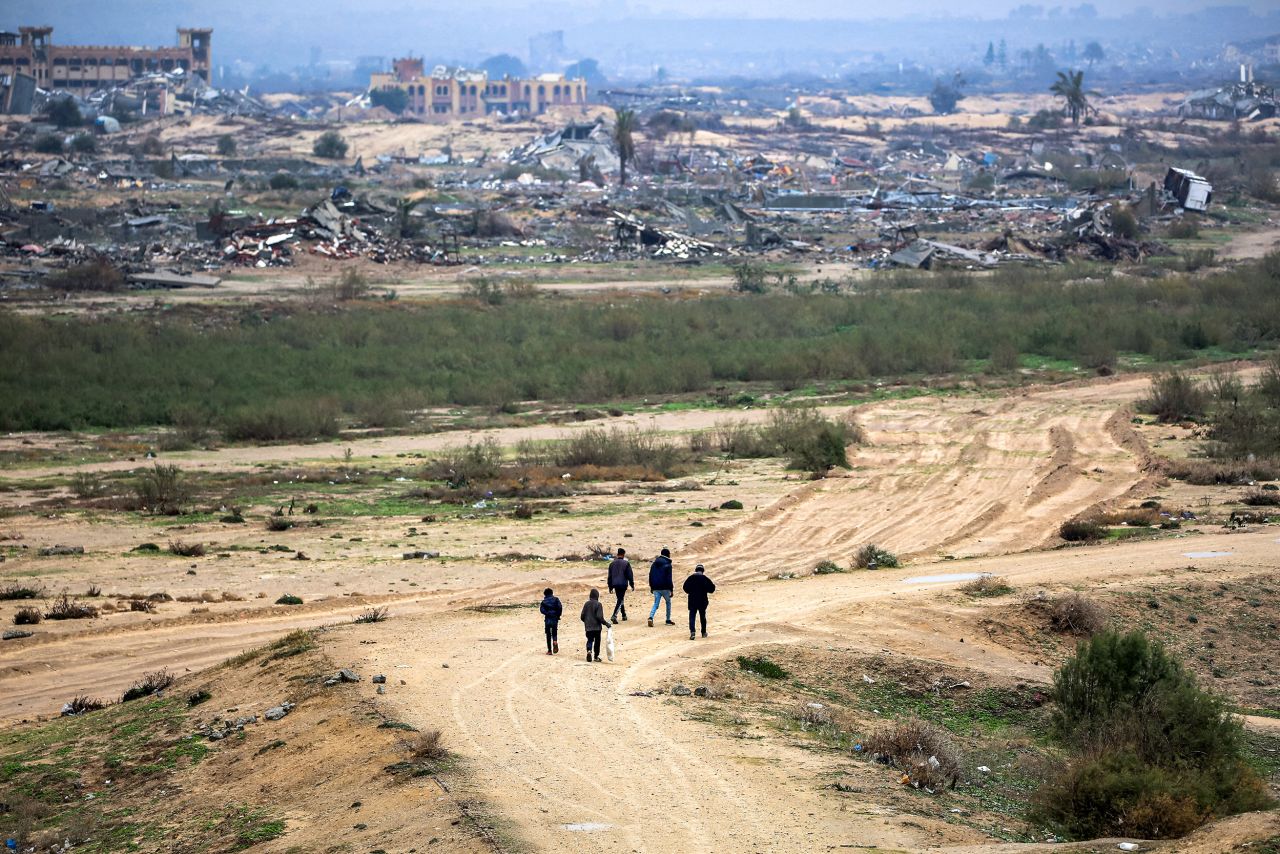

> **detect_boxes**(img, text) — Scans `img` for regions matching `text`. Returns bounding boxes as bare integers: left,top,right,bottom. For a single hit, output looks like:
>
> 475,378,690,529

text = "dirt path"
690,377,1153,577
332,528,1280,853
1222,225,1280,261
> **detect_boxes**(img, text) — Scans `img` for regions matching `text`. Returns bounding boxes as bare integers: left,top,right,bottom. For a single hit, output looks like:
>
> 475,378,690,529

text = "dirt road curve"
331,529,1280,854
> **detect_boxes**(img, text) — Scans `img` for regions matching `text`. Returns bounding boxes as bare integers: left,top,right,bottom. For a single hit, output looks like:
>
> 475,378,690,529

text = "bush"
34,133,64,154
369,87,409,114
354,606,389,623
268,172,299,190
223,401,340,442
720,499,743,510
266,516,294,532
731,262,769,294
62,695,107,716
70,132,97,154
134,464,190,515
13,606,41,625
864,718,961,790
1242,488,1280,506
959,575,1013,597
736,655,788,679
427,438,503,487
121,669,175,702
1142,372,1207,423
216,134,237,156
0,583,44,600
854,544,898,569
1059,518,1104,541
45,594,98,621
1043,592,1108,636
1168,218,1200,239
47,97,82,128
275,594,303,605
333,269,370,301
168,540,206,557
813,559,844,575
45,260,125,293
1164,457,1280,485
748,407,863,475
1035,631,1272,839
409,728,448,761
313,130,348,159
549,428,688,477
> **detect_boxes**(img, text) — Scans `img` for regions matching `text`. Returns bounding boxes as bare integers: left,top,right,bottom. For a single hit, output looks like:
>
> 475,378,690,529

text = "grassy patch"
737,655,789,679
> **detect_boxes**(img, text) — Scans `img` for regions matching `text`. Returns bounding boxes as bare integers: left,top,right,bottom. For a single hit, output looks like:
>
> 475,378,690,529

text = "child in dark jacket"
540,588,562,655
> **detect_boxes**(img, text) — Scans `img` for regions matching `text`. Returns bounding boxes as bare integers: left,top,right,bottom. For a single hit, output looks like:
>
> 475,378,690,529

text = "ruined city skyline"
7,0,1280,86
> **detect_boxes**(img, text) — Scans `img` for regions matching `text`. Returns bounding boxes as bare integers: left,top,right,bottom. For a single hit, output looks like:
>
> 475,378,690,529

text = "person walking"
682,563,716,640
580,588,612,662
539,587,562,655
607,548,635,623
647,547,675,627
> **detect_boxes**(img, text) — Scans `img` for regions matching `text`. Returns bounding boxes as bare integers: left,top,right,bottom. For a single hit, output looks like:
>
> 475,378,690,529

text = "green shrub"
216,134,237,156
731,262,769,294
275,594,303,606
1059,518,1104,541
1142,372,1206,423
720,499,743,510
1168,218,1200,239
70,132,97,154
313,130,348,159
854,544,897,569
223,401,340,442
425,438,503,486
268,172,299,190
736,655,788,679
1035,630,1272,839
134,464,189,515
47,97,82,127
813,559,844,575
45,260,125,293
266,517,294,532
35,133,64,154
121,669,174,702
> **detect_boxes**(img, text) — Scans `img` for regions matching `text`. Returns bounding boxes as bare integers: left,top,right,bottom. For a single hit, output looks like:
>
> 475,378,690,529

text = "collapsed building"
1179,66,1277,121
368,57,586,119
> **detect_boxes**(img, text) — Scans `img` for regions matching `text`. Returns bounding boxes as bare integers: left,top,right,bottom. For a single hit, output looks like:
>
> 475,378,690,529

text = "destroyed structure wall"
370,65,587,119
0,26,211,91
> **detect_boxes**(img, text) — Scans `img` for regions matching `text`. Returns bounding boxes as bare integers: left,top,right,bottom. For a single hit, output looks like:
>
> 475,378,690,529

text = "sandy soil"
3,370,1278,851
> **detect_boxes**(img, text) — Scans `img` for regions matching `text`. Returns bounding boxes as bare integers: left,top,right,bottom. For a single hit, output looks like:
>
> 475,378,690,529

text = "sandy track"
690,377,1153,579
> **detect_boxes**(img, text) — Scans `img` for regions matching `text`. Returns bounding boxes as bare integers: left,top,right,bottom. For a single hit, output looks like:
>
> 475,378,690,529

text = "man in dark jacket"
539,587,562,655
647,547,675,627
607,548,635,622
580,588,611,662
682,563,716,640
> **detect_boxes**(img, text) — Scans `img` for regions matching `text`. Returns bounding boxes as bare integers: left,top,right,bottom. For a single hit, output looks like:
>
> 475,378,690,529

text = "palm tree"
613,109,637,187
1050,70,1098,127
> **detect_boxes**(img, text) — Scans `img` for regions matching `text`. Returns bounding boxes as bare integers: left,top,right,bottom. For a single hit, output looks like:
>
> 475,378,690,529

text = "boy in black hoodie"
539,587,562,655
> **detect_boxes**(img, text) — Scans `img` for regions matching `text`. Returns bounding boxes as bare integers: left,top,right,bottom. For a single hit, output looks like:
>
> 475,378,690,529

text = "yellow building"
369,58,587,119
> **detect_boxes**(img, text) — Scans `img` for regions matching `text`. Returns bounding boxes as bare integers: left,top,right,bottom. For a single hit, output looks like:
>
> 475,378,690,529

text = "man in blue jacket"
539,587,562,655
607,548,634,622
682,563,716,640
647,547,676,627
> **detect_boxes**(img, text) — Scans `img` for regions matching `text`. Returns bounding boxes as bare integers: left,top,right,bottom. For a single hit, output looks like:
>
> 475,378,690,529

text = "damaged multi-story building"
369,57,586,119
0,25,212,92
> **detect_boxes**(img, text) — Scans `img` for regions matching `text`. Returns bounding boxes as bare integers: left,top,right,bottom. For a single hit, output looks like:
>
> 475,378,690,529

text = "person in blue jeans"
647,547,676,627
540,587,562,655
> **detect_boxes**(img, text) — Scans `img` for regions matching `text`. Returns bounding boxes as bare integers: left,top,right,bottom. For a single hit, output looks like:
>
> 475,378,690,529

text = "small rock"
402,550,441,560
264,703,293,721
371,675,386,684
337,668,361,683
671,684,691,697
38,544,84,556
376,685,386,695
323,678,339,687
294,552,310,561
693,686,709,697
2,629,33,640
